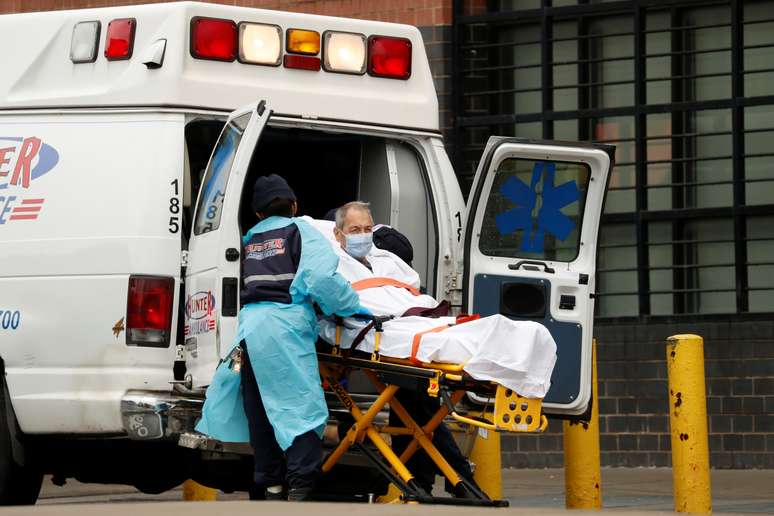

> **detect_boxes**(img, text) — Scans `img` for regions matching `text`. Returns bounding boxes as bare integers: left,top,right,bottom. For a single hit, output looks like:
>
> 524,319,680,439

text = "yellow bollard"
666,334,712,514
182,479,217,501
469,423,502,500
563,339,602,509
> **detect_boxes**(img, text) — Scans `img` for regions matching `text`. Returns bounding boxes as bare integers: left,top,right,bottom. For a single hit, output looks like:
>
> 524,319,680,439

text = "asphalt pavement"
1,467,766,515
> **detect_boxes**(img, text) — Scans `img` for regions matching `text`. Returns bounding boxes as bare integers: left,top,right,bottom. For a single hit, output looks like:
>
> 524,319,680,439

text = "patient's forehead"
343,207,373,228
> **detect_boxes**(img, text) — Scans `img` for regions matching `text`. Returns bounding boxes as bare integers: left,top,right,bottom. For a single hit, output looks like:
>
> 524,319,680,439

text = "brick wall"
0,0,451,25
501,319,774,469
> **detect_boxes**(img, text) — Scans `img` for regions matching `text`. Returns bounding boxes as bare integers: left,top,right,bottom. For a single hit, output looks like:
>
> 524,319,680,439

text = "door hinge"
180,250,189,268
445,272,462,294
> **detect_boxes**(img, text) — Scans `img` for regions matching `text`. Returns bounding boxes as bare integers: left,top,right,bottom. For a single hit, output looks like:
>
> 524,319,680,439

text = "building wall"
502,319,774,469
456,0,774,469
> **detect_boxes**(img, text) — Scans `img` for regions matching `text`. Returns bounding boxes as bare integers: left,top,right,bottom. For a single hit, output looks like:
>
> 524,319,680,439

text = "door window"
478,158,590,261
194,112,251,235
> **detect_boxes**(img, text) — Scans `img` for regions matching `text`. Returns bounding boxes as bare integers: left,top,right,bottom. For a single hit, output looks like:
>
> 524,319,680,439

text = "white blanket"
305,217,557,399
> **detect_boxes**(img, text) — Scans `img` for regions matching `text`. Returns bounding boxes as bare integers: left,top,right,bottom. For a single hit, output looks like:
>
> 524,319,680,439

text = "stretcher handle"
349,313,393,332
440,391,549,433
440,391,496,431
538,415,549,432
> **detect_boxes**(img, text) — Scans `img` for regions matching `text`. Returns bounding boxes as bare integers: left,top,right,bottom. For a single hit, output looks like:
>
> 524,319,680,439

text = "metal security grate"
452,0,774,318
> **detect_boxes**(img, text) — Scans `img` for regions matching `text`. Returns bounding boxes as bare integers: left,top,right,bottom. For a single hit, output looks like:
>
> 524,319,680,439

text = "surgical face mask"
345,232,373,258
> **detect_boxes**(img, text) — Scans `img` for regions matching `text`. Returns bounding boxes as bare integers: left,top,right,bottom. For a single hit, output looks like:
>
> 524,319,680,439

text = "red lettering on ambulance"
0,147,14,177
10,137,42,188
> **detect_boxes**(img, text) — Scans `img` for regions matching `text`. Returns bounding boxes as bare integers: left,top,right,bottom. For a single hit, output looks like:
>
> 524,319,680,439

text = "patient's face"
335,208,373,249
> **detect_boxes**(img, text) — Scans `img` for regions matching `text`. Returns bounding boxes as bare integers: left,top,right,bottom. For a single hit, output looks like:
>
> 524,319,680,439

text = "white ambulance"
0,1,612,503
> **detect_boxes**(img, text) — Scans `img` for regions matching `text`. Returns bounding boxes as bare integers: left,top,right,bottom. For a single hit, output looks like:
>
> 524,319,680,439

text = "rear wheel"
0,377,43,505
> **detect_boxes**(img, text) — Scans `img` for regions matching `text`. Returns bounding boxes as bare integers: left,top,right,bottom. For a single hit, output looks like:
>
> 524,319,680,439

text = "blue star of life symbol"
495,161,581,253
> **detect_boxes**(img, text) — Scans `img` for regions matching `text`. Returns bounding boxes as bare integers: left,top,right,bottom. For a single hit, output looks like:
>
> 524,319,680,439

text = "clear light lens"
239,23,281,65
70,21,101,63
323,32,366,74
287,28,320,55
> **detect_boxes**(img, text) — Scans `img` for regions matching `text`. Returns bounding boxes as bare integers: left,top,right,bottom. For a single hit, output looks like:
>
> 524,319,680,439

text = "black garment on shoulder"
241,223,302,305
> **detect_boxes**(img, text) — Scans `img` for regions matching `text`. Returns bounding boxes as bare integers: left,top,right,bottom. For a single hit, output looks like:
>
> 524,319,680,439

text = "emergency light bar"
70,21,100,63
187,16,412,79
67,14,414,79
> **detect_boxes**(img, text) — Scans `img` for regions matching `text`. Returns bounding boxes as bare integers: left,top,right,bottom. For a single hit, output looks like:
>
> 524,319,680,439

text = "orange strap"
409,314,481,365
410,325,451,365
351,277,421,297
455,313,481,325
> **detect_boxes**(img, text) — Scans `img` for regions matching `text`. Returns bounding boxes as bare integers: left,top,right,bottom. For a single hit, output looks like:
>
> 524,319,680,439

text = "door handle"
508,260,555,274
559,295,576,310
222,278,239,317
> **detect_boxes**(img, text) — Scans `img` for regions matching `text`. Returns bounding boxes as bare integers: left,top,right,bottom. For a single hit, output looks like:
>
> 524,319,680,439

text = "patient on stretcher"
305,217,558,399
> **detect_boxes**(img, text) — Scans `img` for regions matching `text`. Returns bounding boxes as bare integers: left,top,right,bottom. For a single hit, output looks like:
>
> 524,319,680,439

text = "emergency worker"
197,175,365,501
332,201,479,498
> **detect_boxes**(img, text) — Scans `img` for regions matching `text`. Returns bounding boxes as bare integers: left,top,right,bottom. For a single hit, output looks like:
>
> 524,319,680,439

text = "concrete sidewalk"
501,468,774,513
32,467,774,513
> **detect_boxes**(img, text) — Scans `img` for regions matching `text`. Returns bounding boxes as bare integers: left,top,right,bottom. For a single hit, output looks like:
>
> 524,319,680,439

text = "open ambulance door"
462,137,613,417
184,100,271,388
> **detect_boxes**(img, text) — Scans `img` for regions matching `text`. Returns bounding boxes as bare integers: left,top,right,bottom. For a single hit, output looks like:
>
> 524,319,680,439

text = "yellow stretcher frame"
317,325,549,506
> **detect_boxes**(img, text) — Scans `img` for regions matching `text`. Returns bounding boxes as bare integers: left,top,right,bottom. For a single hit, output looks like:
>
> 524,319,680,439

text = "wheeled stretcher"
317,314,549,507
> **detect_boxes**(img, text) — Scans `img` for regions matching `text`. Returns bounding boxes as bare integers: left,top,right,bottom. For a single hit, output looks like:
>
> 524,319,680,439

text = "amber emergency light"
286,28,320,55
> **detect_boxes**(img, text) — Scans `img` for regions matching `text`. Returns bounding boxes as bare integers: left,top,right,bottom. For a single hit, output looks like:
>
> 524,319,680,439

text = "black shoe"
287,487,313,502
265,488,286,501
248,484,265,500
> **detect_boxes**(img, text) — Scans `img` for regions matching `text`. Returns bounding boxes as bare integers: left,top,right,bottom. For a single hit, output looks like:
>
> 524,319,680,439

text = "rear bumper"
120,389,387,456
120,389,203,441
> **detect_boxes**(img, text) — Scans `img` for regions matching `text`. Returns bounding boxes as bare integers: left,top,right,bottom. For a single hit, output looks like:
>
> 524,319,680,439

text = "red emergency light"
368,36,412,80
283,54,321,71
105,18,136,60
191,16,237,62
126,275,175,347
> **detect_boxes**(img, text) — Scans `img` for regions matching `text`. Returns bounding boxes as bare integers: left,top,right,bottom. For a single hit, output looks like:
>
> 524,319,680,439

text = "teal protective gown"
196,216,363,450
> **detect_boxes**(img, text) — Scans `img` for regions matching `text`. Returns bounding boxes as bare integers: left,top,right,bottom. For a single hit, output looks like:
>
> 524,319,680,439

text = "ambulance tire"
0,376,43,505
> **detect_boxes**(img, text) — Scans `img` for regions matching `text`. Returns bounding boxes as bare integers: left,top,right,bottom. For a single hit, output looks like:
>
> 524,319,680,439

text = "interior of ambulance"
184,118,438,294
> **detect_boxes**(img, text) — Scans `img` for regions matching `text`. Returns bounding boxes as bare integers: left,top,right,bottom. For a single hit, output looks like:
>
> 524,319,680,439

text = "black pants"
389,389,475,493
240,343,322,489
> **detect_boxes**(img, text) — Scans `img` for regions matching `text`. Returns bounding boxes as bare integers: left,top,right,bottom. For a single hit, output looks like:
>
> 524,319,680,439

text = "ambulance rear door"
184,100,271,387
461,137,613,416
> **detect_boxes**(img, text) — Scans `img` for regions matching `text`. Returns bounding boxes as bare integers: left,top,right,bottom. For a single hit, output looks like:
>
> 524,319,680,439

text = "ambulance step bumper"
120,389,388,457
120,389,204,441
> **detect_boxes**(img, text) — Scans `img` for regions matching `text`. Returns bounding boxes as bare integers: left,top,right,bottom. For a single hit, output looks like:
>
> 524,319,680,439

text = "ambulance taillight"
105,18,136,60
126,276,175,347
368,36,412,80
190,17,237,61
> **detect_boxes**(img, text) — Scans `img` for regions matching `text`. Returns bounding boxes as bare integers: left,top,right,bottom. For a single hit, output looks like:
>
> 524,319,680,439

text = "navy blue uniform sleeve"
294,219,366,317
